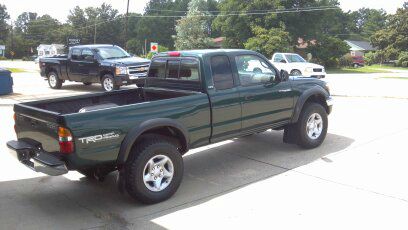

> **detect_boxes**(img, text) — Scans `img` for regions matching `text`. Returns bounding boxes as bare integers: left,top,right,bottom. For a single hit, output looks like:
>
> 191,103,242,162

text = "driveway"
0,67,408,229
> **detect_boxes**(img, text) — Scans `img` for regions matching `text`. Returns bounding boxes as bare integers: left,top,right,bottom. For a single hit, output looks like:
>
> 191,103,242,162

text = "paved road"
1,63,408,229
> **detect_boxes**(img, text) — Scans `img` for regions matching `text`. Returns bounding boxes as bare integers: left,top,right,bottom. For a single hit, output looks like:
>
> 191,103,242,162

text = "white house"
345,40,377,57
0,45,5,57
37,44,65,57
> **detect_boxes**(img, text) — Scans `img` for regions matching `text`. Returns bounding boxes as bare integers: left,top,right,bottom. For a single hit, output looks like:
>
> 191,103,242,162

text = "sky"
1,0,406,22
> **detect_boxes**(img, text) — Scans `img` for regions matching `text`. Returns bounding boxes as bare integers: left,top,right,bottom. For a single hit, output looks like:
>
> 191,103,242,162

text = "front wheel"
101,74,119,92
48,72,63,89
296,103,328,149
125,135,183,204
290,69,302,76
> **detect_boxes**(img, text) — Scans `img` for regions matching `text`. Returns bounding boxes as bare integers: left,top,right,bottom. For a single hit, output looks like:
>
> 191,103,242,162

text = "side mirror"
280,70,289,81
280,59,287,63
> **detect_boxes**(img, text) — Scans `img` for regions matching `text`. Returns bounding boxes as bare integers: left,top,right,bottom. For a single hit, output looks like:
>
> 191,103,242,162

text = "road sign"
10,51,15,56
150,43,158,53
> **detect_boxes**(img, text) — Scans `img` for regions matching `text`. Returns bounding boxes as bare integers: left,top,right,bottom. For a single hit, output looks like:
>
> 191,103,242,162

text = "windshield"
285,54,306,63
95,46,131,59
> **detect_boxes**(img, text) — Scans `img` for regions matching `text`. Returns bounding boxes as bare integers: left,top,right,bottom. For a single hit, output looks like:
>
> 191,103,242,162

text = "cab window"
236,55,276,86
71,49,82,60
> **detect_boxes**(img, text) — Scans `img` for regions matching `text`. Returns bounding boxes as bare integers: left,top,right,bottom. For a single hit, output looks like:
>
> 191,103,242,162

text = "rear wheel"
101,74,119,92
48,72,63,89
125,135,183,204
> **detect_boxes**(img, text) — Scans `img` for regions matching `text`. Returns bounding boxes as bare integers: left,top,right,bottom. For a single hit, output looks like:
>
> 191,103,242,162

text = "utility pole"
10,20,14,61
124,0,130,49
94,19,97,44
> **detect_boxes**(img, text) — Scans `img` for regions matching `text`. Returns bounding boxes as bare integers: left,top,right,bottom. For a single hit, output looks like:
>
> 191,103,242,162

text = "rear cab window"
147,57,201,91
210,55,234,90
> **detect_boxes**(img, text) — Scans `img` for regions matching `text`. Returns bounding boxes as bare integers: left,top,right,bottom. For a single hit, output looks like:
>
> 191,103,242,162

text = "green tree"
212,0,282,48
0,4,10,43
174,0,213,50
371,2,408,60
349,8,387,38
244,26,291,58
305,35,350,67
15,12,37,33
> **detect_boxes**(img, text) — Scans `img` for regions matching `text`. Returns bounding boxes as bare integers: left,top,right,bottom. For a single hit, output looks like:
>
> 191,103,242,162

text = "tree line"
0,0,407,67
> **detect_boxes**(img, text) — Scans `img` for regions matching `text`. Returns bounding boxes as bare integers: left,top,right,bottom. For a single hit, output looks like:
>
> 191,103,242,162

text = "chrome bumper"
7,140,68,176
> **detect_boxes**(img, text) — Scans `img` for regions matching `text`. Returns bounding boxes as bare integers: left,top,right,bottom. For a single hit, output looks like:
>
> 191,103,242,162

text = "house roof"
345,40,377,51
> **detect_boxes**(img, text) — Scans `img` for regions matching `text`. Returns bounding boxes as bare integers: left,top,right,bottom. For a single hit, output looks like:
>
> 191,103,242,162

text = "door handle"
244,94,255,100
278,89,291,93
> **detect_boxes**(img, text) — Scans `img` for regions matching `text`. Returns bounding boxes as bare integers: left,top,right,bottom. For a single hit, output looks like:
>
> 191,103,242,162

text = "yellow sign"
10,51,15,56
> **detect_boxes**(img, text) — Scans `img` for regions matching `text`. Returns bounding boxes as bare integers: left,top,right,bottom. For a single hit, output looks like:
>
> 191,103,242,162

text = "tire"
353,63,359,68
291,69,302,76
294,102,328,149
83,82,92,86
48,71,63,89
101,74,119,92
125,134,183,204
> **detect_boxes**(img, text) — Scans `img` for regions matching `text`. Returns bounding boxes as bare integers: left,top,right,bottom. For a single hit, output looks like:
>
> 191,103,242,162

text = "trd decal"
78,132,120,144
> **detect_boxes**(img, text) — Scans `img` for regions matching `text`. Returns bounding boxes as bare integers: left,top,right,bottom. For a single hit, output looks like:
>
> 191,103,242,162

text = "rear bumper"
7,140,68,176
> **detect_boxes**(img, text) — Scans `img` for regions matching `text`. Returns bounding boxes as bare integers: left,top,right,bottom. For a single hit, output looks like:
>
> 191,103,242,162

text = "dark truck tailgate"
14,103,64,153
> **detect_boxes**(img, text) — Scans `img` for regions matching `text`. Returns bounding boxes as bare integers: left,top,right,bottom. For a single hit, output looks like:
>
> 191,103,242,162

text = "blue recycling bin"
0,68,13,95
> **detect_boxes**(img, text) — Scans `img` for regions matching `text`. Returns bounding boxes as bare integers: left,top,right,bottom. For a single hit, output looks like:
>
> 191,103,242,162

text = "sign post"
150,43,158,53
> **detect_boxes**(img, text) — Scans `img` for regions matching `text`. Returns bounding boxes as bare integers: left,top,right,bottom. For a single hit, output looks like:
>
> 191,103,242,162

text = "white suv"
271,53,326,78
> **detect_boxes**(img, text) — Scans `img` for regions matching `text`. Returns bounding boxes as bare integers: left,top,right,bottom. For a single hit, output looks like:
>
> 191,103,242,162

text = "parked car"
39,44,150,91
352,56,365,67
271,53,326,78
7,49,333,204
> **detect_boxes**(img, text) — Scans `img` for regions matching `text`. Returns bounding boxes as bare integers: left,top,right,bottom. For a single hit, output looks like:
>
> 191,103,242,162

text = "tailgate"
14,103,63,153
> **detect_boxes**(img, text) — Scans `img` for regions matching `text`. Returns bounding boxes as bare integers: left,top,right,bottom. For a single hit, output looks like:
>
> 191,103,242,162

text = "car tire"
294,102,328,149
83,82,92,86
353,63,359,68
125,134,183,204
290,69,302,76
48,71,63,89
101,74,119,92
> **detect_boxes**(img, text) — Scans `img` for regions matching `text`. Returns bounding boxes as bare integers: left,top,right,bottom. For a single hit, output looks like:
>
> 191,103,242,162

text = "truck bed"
24,88,195,115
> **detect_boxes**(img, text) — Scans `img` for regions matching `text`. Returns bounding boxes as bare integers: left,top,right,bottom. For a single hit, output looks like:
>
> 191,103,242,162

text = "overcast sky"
1,0,406,22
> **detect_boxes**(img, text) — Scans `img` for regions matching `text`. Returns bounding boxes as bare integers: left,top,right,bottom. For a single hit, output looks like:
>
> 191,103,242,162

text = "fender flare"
117,118,189,165
291,86,330,123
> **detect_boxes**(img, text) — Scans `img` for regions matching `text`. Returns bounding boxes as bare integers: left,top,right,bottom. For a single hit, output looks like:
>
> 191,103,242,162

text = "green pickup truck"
7,49,332,204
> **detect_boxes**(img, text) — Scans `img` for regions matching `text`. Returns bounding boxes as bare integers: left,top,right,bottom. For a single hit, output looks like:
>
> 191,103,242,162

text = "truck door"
79,49,99,83
67,48,83,81
207,55,242,142
235,54,294,133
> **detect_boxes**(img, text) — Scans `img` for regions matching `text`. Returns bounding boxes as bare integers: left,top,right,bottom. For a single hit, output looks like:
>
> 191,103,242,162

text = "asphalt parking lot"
1,61,408,230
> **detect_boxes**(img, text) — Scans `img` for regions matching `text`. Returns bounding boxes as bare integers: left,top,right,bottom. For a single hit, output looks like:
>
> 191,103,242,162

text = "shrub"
339,54,353,67
364,52,379,65
397,52,408,67
402,61,408,68
0,56,7,60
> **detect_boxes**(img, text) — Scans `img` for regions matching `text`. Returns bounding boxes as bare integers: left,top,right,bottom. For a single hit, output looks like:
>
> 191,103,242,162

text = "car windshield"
285,54,306,63
95,46,131,59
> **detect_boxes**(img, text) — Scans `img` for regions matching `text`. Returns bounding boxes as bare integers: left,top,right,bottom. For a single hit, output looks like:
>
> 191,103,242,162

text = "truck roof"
70,44,119,49
155,49,258,58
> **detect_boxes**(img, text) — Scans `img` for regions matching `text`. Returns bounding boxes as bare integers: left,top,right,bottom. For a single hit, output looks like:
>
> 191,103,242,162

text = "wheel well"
304,94,329,113
132,126,188,154
290,69,301,74
100,71,113,81
45,68,56,77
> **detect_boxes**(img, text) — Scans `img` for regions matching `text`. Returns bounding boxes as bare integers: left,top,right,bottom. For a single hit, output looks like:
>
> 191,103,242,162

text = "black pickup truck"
8,49,332,204
39,44,150,91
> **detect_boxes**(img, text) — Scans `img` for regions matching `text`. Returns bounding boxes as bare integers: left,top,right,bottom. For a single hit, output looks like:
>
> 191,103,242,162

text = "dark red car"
352,56,365,67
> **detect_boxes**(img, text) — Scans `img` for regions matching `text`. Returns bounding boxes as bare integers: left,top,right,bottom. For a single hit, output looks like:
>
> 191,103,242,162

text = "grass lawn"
378,76,408,80
327,66,391,74
5,68,27,73
370,64,408,71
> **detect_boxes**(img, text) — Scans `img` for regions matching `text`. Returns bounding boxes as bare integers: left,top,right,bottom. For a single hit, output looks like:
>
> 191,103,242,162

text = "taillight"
58,127,74,154
13,113,16,133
